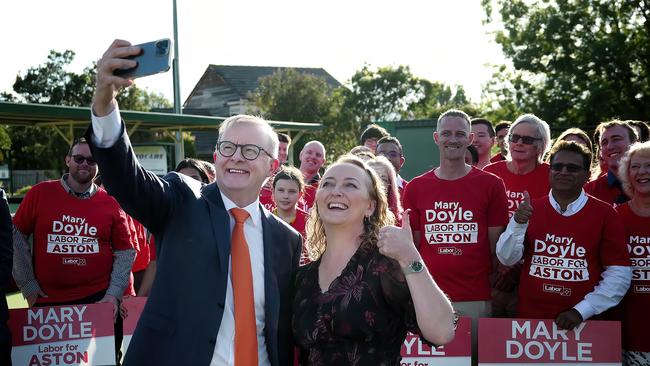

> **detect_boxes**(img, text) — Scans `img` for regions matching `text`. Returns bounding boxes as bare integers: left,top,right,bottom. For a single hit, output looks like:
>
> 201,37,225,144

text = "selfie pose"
293,155,455,365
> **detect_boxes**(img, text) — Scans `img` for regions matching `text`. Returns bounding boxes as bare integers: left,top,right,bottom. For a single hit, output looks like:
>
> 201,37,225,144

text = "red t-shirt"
490,153,506,163
13,181,134,303
300,182,318,211
403,167,509,301
259,186,275,211
616,203,650,352
130,217,150,273
484,161,550,218
517,196,630,319
584,173,627,205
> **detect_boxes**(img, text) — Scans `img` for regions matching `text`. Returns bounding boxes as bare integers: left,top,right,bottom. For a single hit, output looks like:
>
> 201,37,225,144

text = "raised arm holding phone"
88,39,302,366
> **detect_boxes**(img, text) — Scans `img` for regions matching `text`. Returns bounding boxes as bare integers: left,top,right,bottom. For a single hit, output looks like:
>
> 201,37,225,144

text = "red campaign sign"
478,318,621,364
8,303,115,365
400,317,472,366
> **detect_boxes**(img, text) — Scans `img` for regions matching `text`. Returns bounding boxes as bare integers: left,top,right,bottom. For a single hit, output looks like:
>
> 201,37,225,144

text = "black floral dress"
292,243,423,366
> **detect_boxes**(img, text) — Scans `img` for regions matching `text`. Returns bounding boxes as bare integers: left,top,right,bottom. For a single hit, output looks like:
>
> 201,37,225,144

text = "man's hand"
97,294,119,322
377,210,421,267
555,309,583,330
93,39,140,117
514,191,533,224
26,290,48,307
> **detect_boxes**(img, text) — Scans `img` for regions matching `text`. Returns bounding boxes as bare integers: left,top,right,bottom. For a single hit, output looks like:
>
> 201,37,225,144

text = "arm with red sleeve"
101,206,136,306
571,206,631,321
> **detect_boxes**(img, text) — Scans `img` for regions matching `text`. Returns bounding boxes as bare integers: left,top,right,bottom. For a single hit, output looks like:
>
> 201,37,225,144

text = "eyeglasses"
550,163,584,173
216,141,273,161
509,134,541,145
71,155,96,166
377,151,401,159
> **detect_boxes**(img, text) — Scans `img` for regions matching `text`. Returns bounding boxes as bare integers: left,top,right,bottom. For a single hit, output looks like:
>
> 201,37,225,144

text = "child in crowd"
272,166,309,265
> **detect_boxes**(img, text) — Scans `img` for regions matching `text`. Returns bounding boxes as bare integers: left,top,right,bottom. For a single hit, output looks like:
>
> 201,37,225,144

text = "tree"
251,69,356,160
2,50,172,170
481,0,650,131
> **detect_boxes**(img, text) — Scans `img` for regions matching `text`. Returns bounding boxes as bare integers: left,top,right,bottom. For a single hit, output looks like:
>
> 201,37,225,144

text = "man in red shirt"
490,121,510,163
497,141,631,329
403,109,508,365
12,138,135,312
585,120,638,205
470,118,496,169
298,140,326,210
376,136,408,199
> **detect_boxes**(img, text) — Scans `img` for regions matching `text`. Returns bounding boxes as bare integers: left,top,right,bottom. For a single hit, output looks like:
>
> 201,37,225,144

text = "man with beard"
12,138,135,314
298,140,326,209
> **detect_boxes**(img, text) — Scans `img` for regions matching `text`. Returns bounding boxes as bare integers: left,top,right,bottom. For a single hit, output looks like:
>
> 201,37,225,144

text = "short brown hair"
549,140,592,171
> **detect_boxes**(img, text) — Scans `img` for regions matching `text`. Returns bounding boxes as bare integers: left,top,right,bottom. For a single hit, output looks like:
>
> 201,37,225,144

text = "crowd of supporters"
3,109,649,365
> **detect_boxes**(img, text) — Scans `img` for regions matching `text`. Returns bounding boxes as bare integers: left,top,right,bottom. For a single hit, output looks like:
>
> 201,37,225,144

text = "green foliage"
482,0,650,131
3,49,173,169
14,185,32,197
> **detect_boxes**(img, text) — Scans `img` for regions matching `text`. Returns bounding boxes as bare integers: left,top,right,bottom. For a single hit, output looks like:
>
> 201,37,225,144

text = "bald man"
298,141,326,209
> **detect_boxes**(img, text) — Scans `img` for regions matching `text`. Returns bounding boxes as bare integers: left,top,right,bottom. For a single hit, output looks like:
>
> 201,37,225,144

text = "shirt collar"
60,174,97,199
606,170,621,187
220,192,261,228
549,189,588,216
396,174,406,188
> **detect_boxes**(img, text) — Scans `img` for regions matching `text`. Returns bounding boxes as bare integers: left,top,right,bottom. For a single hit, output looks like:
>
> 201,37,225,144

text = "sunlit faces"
316,163,376,226
496,127,509,155
273,179,302,212
549,150,589,194
299,142,326,175
508,123,541,162
65,143,97,185
278,141,289,165
471,124,495,159
214,122,278,201
376,142,403,173
363,137,379,153
629,154,650,196
600,126,633,170
434,116,473,161
178,167,204,183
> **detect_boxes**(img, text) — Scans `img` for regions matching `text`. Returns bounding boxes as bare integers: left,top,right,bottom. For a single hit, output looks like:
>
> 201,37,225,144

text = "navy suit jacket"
86,124,302,366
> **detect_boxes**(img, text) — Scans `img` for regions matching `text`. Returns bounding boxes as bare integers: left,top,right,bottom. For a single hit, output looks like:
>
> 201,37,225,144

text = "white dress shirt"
91,105,270,366
495,190,632,320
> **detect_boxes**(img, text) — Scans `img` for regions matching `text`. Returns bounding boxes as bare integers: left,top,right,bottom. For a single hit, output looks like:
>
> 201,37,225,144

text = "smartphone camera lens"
155,40,169,56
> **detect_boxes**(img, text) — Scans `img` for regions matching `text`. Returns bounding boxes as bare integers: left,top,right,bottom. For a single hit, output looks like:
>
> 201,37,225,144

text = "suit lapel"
261,207,280,360
202,183,231,272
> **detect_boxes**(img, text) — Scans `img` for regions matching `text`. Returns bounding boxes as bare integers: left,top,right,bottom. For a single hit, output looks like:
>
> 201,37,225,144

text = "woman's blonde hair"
618,141,650,197
305,155,394,261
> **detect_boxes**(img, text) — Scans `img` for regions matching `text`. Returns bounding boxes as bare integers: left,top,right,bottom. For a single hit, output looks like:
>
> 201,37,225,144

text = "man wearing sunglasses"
85,40,303,366
12,138,135,319
496,141,631,330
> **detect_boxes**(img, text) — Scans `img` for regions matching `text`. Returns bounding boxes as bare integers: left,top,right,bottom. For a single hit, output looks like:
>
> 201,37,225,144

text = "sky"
1,0,506,106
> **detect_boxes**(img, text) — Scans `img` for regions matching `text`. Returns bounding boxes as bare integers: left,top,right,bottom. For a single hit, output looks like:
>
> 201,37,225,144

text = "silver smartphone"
113,38,173,79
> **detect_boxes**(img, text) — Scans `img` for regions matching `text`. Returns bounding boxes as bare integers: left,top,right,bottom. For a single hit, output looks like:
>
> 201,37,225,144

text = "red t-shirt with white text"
403,167,509,301
13,181,134,303
484,161,550,218
616,202,650,352
518,196,629,319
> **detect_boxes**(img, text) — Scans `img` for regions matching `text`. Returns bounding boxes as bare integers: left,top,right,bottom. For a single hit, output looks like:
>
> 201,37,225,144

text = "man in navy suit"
87,39,302,366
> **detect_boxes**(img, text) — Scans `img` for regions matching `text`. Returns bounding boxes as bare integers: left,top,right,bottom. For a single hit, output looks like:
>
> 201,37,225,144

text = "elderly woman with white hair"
483,113,552,318
615,141,650,365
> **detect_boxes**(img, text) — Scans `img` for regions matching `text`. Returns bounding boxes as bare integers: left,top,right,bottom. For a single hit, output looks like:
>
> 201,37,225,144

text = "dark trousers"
35,290,123,365
0,324,10,366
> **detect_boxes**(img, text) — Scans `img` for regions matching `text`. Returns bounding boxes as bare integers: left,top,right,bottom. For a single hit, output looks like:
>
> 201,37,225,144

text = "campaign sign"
120,296,147,357
478,318,621,365
9,303,115,365
400,317,472,366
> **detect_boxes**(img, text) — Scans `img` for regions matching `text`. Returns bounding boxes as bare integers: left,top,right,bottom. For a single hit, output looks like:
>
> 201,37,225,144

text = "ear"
433,131,440,145
468,132,475,145
399,156,405,168
213,151,217,163
269,158,279,176
366,199,376,218
65,155,72,169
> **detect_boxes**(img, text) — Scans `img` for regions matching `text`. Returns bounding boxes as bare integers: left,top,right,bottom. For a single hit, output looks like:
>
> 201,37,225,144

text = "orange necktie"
230,208,259,366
